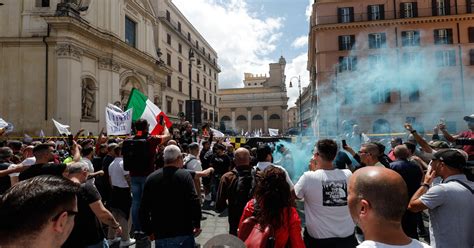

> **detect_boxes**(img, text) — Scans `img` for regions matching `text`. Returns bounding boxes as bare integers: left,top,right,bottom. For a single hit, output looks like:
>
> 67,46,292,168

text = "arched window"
221,116,231,122
269,114,281,120
236,115,247,121
252,115,263,120
373,119,390,134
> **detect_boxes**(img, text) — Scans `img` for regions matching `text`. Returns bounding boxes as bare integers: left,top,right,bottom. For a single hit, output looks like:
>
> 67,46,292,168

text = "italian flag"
126,88,172,135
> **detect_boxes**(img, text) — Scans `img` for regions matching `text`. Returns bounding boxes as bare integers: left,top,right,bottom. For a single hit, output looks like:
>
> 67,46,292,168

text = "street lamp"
289,76,302,134
188,49,195,127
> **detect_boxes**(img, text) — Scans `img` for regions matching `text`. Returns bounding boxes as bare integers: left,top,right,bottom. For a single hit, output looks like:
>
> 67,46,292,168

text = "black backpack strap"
449,179,474,194
184,157,196,169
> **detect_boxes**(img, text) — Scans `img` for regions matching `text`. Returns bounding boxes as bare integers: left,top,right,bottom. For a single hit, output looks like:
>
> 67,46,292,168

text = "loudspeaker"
185,100,202,126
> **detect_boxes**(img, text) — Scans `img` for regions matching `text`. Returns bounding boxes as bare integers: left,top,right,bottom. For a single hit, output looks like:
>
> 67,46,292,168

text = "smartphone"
342,139,347,147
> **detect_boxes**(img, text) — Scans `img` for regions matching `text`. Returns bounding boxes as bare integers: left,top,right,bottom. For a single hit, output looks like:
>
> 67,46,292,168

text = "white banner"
52,118,71,135
268,128,279,137
105,107,133,135
210,128,224,137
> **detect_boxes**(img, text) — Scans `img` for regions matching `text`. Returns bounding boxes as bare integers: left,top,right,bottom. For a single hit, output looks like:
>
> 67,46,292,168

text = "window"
166,53,171,66
167,34,171,45
343,88,353,105
210,94,213,105
178,43,182,54
409,84,420,102
203,109,207,120
468,27,474,43
204,64,207,72
441,81,453,100
338,7,354,23
400,2,418,18
204,92,207,103
187,32,191,41
178,79,182,92
214,72,217,80
368,54,386,67
401,31,420,46
197,72,200,83
125,16,137,47
195,40,199,49
178,61,182,73
470,49,474,65
167,99,172,114
178,102,183,113
468,0,474,13
368,5,384,20
197,88,200,100
167,75,171,87
338,35,355,50
166,10,171,21
402,52,422,66
371,85,391,104
436,50,456,66
178,22,181,32
368,33,387,49
433,0,450,16
434,29,453,44
338,56,357,72
36,0,50,7
214,96,217,105
204,77,207,88
214,85,217,93
209,69,212,75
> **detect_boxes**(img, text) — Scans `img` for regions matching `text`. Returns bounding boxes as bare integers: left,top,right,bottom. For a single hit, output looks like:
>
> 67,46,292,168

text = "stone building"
151,0,220,125
0,0,171,135
287,106,298,130
219,57,289,134
295,85,313,134
308,0,474,136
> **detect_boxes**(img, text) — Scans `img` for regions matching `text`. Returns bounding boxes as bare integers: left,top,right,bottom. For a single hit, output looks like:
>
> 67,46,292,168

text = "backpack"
183,157,196,170
238,200,275,248
229,168,256,209
122,138,150,172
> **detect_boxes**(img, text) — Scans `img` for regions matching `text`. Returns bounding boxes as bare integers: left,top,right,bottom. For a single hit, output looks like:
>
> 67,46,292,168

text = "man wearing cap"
408,149,474,248
439,114,474,161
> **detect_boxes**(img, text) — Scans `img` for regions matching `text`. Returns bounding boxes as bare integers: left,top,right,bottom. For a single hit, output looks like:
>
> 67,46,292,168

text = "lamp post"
188,49,195,127
289,76,302,134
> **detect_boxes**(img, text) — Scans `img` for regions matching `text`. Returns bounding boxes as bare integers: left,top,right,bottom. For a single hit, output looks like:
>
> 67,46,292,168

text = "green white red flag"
125,88,172,135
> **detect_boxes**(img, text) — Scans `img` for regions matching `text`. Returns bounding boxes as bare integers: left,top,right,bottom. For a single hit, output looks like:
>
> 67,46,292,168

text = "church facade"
219,57,289,135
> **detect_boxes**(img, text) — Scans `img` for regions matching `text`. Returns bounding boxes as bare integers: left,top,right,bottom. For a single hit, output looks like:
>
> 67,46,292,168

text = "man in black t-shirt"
209,144,231,205
19,143,68,181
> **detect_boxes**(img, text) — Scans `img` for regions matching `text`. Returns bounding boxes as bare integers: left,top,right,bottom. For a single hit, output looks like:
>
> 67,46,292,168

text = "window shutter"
432,0,437,16
401,31,407,46
449,51,456,65
435,52,443,66
434,30,439,44
337,8,343,23
445,0,451,15
369,34,374,48
338,57,344,72
381,33,387,47
415,31,420,46
470,49,474,65
447,29,453,44
349,7,355,22
400,3,406,18
469,27,474,43
352,57,358,70
338,36,343,50
413,2,419,17
350,35,356,49
367,5,372,20
379,5,385,19
468,0,472,13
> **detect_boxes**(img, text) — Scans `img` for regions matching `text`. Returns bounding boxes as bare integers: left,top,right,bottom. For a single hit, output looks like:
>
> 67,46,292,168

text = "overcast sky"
173,0,312,107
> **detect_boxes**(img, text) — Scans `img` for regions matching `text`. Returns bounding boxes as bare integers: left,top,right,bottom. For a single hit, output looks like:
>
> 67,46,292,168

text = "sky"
173,0,313,108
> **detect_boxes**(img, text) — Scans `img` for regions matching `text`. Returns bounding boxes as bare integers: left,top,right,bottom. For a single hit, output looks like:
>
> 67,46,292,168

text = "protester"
238,166,305,247
255,144,294,189
184,142,203,201
200,140,212,201
209,143,231,206
389,145,423,239
19,143,73,181
8,145,35,186
0,175,80,248
216,148,254,235
348,167,430,248
388,137,403,161
295,139,357,248
139,145,201,247
408,149,474,248
438,114,474,160
275,144,295,180
359,143,384,167
0,147,13,195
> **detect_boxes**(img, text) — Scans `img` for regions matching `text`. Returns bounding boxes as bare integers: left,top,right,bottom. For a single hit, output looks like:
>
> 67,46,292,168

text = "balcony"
314,6,472,26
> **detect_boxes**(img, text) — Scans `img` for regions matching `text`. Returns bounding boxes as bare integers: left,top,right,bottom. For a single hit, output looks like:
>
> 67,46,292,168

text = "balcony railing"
314,6,472,25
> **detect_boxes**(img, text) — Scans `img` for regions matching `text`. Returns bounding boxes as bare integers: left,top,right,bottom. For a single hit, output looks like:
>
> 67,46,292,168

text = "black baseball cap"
433,149,468,169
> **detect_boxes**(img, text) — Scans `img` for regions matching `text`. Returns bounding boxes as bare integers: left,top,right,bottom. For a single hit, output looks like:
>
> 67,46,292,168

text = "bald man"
216,148,253,235
348,166,429,248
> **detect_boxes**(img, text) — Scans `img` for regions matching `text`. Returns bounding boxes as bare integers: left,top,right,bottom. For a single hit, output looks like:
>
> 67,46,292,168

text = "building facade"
0,0,170,135
151,0,220,126
308,0,474,136
287,106,298,130
295,85,313,134
219,57,289,135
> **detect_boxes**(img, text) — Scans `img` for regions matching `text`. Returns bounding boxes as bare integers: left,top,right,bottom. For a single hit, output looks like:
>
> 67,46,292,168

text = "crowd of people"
0,113,473,248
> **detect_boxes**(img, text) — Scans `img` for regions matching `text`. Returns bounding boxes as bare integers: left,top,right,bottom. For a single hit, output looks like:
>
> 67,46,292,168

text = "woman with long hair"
238,166,305,247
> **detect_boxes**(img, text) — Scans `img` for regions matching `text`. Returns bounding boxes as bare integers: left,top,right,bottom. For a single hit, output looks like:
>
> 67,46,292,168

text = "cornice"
312,14,474,31
56,43,83,61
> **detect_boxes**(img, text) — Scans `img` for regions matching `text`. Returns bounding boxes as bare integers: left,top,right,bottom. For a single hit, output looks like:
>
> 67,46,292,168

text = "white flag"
0,118,7,128
268,128,279,137
107,103,123,113
52,118,71,135
39,130,45,138
24,134,33,143
210,128,224,137
105,106,133,135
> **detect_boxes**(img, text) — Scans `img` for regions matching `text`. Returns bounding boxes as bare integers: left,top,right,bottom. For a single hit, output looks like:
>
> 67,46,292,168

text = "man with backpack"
184,142,203,201
122,119,170,242
216,147,254,235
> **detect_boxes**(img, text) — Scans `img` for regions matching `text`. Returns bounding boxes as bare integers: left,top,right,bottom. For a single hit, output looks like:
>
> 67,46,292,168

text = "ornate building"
219,57,289,134
0,0,171,135
151,0,221,125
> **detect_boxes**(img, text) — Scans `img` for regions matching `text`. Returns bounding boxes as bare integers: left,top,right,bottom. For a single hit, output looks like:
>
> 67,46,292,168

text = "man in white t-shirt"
255,144,294,189
183,143,203,200
348,166,430,248
295,139,357,248
9,145,35,186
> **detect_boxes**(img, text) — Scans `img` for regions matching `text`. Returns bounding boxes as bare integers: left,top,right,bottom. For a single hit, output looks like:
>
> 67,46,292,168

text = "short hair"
163,145,182,163
134,119,149,132
256,144,272,162
392,137,403,145
361,143,380,157
394,145,410,160
33,143,54,155
202,140,210,146
372,142,386,155
0,147,13,160
353,169,408,222
66,162,88,175
188,142,200,153
7,140,22,150
0,176,80,243
316,139,338,162
403,142,416,154
81,145,94,157
214,143,225,151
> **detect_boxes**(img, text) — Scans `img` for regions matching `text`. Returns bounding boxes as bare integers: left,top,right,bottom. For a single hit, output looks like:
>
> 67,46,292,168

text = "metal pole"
189,49,195,127
298,76,302,134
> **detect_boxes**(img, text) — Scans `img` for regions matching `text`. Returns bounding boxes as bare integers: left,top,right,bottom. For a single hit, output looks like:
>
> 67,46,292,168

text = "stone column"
281,106,288,132
231,108,236,131
263,107,268,133
247,107,252,133
98,57,121,129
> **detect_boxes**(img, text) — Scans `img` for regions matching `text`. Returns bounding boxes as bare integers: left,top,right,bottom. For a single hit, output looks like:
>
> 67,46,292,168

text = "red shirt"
238,200,305,248
459,130,474,159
